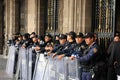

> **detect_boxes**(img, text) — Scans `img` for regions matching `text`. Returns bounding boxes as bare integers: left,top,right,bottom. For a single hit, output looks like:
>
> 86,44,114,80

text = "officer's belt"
81,65,92,72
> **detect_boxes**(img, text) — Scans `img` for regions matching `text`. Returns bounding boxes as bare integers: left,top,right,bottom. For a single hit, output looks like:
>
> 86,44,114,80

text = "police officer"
57,31,76,60
54,34,60,47
34,33,53,55
31,35,40,76
7,33,20,46
70,32,86,60
22,33,31,48
48,34,67,57
44,33,53,46
37,35,45,47
76,32,99,80
30,32,36,38
13,34,23,74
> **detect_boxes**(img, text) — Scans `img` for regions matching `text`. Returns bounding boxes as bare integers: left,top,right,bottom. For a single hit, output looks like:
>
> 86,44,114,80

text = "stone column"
7,0,20,38
59,0,74,34
3,0,10,56
58,0,92,34
3,0,20,56
36,0,40,34
9,0,14,38
0,0,4,54
83,0,92,33
72,0,92,33
27,0,37,33
15,0,20,33
58,0,63,33
36,0,46,35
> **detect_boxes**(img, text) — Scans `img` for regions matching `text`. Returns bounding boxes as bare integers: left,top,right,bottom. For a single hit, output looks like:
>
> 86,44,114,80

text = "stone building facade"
0,0,120,55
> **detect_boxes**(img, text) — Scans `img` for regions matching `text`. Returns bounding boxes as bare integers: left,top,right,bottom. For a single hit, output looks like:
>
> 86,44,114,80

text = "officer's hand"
16,41,20,45
52,53,57,58
49,46,53,51
47,51,51,56
58,54,65,60
22,45,26,48
69,56,75,60
45,46,50,50
35,46,40,51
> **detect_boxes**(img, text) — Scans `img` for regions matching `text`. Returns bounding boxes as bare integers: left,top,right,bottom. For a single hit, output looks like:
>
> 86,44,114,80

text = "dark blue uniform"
51,41,68,55
77,42,99,80
57,41,76,57
71,41,86,57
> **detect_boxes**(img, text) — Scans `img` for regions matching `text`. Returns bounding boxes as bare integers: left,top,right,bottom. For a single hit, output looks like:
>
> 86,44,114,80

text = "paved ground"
0,55,14,80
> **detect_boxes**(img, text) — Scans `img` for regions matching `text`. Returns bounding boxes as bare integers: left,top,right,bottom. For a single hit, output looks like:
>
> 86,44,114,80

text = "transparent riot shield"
32,52,40,80
20,48,28,80
32,53,48,80
44,55,57,80
56,58,65,80
64,57,80,80
15,47,31,80
6,45,16,77
27,48,32,80
68,59,80,80
15,47,22,80
30,52,82,80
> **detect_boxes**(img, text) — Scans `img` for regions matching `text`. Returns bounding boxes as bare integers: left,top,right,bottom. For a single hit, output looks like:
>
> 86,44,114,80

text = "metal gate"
46,0,58,35
93,0,116,52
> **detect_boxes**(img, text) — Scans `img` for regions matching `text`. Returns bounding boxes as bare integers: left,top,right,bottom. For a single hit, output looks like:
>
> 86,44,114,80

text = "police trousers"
82,72,92,80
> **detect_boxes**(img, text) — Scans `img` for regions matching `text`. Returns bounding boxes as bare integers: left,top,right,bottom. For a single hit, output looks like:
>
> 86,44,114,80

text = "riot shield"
64,57,80,80
15,47,22,80
20,48,28,80
27,48,32,80
15,47,32,80
44,55,57,80
32,53,48,80
56,57,65,80
6,46,16,77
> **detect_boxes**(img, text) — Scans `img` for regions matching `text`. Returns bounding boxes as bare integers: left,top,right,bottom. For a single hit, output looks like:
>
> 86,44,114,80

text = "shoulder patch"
93,48,98,53
51,42,54,46
81,45,85,49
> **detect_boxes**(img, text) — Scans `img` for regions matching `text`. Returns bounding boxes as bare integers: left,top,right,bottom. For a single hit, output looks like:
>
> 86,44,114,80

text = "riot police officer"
57,31,76,60
76,32,99,80
49,34,67,58
31,35,40,76
70,32,86,60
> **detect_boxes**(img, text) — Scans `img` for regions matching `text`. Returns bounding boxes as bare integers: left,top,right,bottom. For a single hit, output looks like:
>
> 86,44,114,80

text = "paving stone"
0,55,14,80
